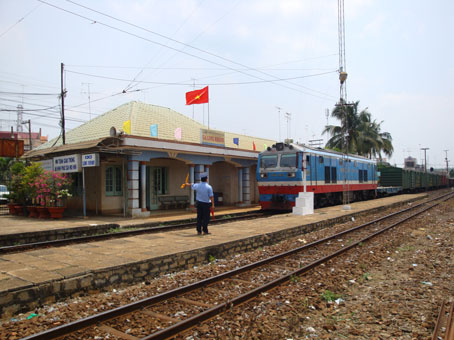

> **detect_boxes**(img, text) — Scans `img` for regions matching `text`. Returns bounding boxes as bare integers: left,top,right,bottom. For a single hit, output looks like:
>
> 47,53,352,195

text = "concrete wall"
147,158,189,197
210,162,238,205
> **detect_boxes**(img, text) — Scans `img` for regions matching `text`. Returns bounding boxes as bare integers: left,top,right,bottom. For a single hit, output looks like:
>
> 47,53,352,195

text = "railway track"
21,192,454,340
0,210,271,255
432,300,454,340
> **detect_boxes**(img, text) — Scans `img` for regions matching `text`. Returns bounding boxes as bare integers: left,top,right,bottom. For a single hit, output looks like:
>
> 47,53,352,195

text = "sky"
0,0,453,170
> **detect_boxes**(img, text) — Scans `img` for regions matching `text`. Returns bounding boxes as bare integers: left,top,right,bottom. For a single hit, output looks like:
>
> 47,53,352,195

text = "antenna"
285,112,291,140
276,106,282,141
81,83,92,120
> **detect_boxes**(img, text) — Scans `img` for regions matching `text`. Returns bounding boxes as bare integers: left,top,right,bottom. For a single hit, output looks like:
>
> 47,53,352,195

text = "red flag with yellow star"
185,86,209,105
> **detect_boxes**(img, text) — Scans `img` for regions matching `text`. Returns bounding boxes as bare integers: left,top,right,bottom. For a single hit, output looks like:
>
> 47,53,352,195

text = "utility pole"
444,150,449,175
61,62,66,145
421,147,429,172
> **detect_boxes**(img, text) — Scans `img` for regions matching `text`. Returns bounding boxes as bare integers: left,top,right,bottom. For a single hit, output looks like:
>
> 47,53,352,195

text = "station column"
189,165,195,207
127,160,140,216
237,167,243,205
140,161,146,211
242,167,251,205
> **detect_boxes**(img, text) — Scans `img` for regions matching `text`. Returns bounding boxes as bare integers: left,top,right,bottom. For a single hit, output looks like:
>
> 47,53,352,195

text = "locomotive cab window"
319,156,324,163
260,155,278,168
280,154,296,167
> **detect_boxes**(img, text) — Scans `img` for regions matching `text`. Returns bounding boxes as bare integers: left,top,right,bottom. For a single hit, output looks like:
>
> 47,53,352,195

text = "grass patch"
321,289,342,302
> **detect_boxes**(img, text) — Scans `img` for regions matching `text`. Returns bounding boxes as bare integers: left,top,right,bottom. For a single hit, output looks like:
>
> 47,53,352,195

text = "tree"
0,157,14,184
323,100,393,159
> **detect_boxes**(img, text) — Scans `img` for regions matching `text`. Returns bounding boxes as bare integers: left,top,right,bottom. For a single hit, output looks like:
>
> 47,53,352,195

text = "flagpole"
208,102,210,129
191,79,195,120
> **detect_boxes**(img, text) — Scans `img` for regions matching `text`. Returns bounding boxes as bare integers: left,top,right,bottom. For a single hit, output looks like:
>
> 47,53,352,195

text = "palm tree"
323,101,393,159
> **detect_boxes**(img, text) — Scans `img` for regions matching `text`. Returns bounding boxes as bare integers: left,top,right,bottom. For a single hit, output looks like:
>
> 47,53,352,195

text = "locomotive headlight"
260,173,268,178
288,172,296,177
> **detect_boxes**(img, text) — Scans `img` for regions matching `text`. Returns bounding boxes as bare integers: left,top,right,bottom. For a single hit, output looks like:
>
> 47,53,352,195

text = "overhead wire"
0,3,41,39
125,0,241,92
122,0,208,92
40,0,336,100
65,69,337,87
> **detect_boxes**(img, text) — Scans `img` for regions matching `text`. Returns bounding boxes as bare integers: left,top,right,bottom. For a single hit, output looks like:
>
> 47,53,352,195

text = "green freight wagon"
378,164,428,193
378,165,403,187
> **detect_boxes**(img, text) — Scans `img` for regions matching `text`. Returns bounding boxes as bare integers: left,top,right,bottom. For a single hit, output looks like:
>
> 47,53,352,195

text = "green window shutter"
106,166,123,196
106,167,113,195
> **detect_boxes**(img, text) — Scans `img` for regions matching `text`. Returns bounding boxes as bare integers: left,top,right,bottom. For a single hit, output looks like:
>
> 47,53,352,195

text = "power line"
0,91,59,96
39,0,337,100
65,64,336,71
0,4,41,39
0,96,59,109
65,69,337,87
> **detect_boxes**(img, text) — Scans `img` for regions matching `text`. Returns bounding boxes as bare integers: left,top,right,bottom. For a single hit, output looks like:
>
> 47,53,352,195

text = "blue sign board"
82,153,100,167
53,154,82,173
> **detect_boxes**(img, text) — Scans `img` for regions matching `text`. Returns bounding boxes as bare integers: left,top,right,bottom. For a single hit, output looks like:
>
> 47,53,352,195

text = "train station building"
23,101,275,217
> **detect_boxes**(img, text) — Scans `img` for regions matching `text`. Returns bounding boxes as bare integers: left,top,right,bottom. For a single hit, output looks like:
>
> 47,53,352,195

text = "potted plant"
23,163,44,218
35,170,72,219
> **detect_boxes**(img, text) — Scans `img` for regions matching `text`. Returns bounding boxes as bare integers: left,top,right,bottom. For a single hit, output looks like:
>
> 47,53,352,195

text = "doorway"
146,166,168,210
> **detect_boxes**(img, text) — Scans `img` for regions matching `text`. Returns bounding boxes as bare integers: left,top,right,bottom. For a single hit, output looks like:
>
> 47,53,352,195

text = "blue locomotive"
256,142,377,210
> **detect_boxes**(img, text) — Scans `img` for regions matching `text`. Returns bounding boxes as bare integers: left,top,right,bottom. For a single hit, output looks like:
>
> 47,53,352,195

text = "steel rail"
432,300,454,340
21,193,454,340
0,211,267,255
143,193,454,340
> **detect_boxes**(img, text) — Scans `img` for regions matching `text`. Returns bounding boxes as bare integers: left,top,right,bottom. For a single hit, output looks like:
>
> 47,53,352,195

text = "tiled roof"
36,101,275,152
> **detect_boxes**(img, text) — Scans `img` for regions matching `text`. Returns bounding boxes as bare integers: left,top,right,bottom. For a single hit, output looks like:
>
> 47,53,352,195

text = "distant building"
404,156,424,171
0,129,48,152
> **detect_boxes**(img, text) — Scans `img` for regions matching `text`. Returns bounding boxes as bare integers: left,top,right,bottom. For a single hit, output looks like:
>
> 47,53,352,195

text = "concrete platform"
0,194,426,317
0,205,262,246
0,205,262,236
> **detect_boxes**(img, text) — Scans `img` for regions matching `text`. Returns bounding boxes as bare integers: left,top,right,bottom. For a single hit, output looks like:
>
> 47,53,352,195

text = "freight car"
256,142,377,210
377,164,449,196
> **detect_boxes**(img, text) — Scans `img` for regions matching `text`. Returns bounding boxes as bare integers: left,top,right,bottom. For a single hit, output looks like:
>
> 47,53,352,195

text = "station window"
106,166,123,196
70,172,83,196
154,167,168,195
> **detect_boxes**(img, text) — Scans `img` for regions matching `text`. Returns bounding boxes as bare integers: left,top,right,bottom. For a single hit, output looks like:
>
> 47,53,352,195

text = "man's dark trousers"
196,201,211,233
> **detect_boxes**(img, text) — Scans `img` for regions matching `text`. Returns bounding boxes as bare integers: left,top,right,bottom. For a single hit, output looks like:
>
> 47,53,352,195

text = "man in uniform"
185,173,214,235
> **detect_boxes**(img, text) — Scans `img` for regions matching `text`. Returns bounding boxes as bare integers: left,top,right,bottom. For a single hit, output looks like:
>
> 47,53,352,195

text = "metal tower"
338,0,351,209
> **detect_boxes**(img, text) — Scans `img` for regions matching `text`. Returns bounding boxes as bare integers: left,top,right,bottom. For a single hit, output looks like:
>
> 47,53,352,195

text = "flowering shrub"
31,170,73,207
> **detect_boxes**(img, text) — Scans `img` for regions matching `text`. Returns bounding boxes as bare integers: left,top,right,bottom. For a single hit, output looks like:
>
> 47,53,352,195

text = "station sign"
53,154,82,173
82,153,100,167
38,159,53,171
201,129,225,147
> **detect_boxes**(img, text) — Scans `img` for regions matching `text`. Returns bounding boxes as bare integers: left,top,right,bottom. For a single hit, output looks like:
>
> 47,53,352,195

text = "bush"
6,162,26,204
